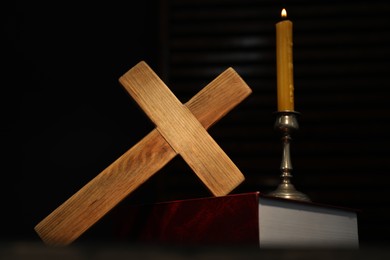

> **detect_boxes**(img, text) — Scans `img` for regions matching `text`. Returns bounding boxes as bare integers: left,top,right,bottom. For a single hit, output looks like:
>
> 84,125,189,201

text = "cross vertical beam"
119,62,245,196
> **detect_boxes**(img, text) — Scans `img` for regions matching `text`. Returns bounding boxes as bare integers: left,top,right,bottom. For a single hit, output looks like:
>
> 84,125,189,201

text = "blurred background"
2,0,390,250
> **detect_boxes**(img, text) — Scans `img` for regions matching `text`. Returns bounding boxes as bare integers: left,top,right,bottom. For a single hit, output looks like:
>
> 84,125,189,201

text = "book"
111,192,359,248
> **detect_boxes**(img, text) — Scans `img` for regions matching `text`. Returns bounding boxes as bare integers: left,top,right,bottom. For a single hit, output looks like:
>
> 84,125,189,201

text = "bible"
111,191,359,248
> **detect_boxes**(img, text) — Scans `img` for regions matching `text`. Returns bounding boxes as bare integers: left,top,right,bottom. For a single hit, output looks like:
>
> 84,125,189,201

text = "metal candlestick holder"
268,111,311,202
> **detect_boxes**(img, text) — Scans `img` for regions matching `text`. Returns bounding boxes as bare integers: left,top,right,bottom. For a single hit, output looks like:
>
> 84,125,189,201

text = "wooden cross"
34,61,252,246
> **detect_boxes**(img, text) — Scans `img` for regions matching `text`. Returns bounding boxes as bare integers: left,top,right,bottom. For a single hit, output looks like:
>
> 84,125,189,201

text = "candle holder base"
268,182,311,202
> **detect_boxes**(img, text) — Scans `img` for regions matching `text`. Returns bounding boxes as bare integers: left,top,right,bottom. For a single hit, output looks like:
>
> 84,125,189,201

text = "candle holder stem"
268,111,311,202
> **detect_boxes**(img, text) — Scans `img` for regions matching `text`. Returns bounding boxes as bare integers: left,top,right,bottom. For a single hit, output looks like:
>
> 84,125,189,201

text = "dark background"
2,0,390,250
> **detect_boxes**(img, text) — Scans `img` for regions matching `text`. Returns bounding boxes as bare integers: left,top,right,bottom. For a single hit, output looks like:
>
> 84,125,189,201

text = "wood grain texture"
34,61,252,246
119,61,246,197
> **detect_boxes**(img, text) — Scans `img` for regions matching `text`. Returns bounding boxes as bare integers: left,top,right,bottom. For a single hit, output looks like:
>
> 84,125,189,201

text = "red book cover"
112,192,260,246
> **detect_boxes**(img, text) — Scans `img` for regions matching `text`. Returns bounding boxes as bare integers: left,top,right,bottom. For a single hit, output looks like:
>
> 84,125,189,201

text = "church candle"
276,8,294,111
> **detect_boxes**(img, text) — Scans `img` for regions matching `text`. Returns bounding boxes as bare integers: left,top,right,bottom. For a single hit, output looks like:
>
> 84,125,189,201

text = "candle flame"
281,8,287,18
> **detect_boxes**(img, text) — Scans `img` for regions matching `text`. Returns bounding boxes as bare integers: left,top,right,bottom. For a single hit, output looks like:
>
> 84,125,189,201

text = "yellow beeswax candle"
276,8,294,111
